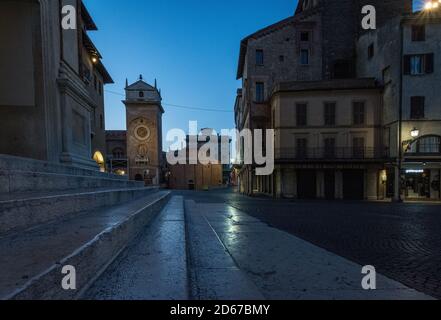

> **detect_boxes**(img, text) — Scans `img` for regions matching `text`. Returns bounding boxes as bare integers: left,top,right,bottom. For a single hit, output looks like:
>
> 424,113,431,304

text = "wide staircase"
0,154,171,300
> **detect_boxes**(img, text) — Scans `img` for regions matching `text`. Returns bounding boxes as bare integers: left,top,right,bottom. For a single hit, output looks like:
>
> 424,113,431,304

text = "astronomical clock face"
134,124,150,141
132,118,151,142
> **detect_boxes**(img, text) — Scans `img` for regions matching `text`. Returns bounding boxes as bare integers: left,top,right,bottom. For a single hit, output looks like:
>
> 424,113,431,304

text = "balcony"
275,147,389,161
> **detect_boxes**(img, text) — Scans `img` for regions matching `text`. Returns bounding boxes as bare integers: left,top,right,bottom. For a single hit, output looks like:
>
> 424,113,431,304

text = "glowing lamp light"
91,56,98,64
410,128,420,138
425,1,440,10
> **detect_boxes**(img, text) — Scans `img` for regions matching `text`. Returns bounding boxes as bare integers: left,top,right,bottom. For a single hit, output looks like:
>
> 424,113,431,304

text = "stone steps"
0,190,171,300
0,154,125,179
83,196,189,300
0,186,159,236
0,169,143,194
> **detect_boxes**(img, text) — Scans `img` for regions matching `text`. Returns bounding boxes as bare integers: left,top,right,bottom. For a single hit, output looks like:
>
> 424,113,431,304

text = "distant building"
106,76,164,185
167,131,229,190
0,1,113,170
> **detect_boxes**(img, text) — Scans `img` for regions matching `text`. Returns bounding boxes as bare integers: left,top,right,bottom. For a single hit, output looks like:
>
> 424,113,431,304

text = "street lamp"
424,1,441,10
410,127,420,138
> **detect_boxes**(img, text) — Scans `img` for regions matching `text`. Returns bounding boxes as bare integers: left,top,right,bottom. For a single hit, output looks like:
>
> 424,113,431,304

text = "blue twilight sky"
84,0,425,151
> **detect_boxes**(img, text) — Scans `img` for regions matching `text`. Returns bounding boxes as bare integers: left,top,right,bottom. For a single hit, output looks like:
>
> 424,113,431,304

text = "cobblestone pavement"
175,189,441,299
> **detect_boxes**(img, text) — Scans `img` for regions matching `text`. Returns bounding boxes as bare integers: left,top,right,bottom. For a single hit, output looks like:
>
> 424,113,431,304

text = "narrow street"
84,189,440,300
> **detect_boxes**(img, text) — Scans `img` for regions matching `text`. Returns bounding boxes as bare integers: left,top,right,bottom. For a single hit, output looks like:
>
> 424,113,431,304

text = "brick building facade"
233,0,437,200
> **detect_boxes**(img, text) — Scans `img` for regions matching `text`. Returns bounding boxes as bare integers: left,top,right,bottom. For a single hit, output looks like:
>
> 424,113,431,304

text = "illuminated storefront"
401,136,441,200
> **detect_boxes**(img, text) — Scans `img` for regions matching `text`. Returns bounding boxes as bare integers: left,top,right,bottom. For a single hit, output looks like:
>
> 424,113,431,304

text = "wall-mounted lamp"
91,55,98,64
410,127,420,138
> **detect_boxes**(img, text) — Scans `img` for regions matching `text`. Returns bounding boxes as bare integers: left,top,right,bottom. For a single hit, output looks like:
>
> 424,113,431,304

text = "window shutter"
403,55,411,75
425,53,434,74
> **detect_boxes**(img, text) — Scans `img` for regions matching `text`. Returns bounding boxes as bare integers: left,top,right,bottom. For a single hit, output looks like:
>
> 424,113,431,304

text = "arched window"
407,135,441,154
139,91,144,98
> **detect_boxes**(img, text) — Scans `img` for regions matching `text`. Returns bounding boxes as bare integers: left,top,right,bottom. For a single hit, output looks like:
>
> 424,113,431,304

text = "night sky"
84,0,425,150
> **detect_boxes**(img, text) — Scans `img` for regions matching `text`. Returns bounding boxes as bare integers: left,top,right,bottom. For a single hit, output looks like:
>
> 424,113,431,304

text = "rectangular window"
255,82,265,102
296,138,308,159
368,43,374,59
94,74,97,90
300,31,309,42
411,55,423,75
353,102,365,125
324,138,336,158
296,103,307,126
382,66,391,84
412,25,425,42
410,96,425,119
404,54,434,75
324,102,336,126
256,49,264,65
300,49,309,65
353,137,365,158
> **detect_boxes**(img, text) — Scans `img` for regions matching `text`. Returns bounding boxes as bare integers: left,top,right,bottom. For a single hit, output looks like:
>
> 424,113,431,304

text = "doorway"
324,170,335,200
343,170,364,200
297,170,317,199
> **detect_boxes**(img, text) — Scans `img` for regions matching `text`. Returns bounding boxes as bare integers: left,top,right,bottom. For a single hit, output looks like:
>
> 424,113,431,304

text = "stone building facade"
357,9,441,200
234,0,424,200
0,0,113,170
167,132,225,190
271,79,385,200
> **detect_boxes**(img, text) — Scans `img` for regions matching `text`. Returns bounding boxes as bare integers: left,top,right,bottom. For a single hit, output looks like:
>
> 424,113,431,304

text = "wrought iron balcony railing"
275,147,389,160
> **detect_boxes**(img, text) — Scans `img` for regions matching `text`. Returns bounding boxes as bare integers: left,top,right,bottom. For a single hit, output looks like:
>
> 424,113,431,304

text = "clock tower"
123,75,164,185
